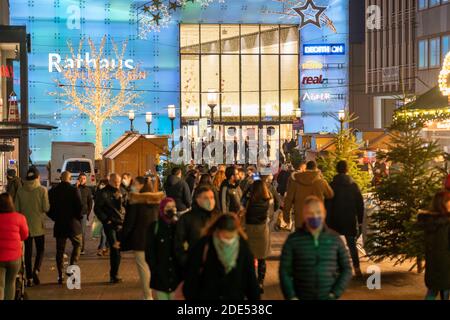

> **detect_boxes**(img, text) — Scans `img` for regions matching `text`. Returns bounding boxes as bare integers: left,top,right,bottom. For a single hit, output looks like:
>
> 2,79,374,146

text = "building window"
429,37,441,67
429,0,440,7
443,35,450,60
418,0,428,10
419,39,429,69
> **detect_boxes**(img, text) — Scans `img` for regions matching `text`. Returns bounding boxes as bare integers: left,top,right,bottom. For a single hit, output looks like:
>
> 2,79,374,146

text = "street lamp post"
207,89,218,136
145,112,152,135
168,104,176,150
338,109,345,132
128,110,135,132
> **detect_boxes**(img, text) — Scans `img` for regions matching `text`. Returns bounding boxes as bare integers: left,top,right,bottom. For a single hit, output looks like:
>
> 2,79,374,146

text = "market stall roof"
404,86,448,110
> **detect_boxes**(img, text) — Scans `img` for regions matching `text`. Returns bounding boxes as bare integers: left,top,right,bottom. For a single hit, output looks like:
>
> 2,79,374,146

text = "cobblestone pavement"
24,218,426,300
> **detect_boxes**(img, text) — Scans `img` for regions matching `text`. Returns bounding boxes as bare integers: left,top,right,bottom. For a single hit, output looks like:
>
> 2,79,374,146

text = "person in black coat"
277,164,292,197
122,176,164,300
164,167,192,214
47,171,83,284
146,197,182,300
76,173,93,255
94,173,126,283
326,161,364,277
183,214,260,301
174,185,221,269
418,191,450,300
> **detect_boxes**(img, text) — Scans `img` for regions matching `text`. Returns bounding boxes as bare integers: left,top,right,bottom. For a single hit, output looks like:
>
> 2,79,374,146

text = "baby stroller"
15,243,27,300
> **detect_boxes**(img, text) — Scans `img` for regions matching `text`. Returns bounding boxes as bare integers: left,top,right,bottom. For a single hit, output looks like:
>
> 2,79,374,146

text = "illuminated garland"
439,51,450,96
137,0,225,38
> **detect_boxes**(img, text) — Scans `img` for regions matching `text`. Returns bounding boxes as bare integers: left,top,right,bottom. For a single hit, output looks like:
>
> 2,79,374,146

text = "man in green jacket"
15,167,50,287
279,196,352,300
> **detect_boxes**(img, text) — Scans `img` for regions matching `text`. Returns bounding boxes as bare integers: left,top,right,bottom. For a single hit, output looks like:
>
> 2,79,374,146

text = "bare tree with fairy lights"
50,36,146,159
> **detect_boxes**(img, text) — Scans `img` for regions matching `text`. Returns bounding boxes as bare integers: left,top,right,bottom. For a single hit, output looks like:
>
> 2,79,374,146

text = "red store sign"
0,65,14,78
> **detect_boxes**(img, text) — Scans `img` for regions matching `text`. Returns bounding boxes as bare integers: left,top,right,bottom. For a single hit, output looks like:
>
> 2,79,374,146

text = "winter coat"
183,236,260,301
94,184,126,230
174,202,220,268
277,169,291,196
185,172,197,195
146,218,182,292
245,198,272,259
219,180,243,214
283,170,334,227
326,174,365,237
164,175,192,212
279,227,352,300
78,184,93,217
121,191,164,251
6,176,22,201
15,179,50,237
418,213,450,290
48,182,83,238
0,212,29,262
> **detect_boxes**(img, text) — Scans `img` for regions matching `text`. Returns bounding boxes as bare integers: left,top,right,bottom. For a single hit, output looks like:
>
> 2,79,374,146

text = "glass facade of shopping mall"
180,24,299,155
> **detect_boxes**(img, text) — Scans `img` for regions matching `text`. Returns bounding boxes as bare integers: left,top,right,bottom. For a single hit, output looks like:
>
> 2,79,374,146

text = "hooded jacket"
121,191,164,251
164,175,192,212
326,174,365,237
283,170,334,227
15,179,50,237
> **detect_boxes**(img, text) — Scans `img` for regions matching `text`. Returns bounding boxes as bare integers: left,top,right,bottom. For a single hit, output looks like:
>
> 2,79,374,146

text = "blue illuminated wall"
10,0,349,162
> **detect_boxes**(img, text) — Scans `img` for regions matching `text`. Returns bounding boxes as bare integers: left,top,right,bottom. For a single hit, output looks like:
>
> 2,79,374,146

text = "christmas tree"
365,114,447,268
317,113,372,193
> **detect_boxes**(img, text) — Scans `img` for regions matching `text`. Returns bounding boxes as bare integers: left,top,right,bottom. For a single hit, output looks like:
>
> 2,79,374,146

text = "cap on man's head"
26,167,40,181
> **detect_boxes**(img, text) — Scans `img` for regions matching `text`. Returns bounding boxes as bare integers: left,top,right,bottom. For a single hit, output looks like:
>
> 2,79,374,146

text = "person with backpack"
146,198,181,300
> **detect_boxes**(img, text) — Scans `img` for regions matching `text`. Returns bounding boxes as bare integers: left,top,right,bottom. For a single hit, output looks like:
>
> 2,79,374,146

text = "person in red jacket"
0,193,29,300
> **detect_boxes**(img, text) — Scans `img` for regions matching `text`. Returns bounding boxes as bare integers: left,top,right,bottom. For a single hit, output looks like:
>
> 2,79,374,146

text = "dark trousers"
24,235,45,280
56,234,82,277
426,289,450,300
257,259,266,283
345,236,360,269
104,224,121,279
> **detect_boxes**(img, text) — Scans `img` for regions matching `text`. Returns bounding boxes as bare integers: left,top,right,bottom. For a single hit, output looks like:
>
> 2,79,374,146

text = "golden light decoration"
439,51,450,96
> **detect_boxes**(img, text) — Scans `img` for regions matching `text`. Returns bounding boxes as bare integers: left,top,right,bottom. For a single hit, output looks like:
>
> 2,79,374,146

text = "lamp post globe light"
207,89,218,133
338,109,345,132
128,110,135,132
168,104,176,149
145,112,153,135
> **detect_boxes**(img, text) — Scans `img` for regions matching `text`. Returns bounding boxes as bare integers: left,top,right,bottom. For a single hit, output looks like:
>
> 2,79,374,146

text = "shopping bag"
91,216,103,239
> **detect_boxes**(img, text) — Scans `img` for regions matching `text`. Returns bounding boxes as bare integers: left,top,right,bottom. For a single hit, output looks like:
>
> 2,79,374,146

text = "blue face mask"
307,217,323,230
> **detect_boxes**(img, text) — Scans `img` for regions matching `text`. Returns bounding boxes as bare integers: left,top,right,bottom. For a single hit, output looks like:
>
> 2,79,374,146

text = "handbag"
91,215,103,238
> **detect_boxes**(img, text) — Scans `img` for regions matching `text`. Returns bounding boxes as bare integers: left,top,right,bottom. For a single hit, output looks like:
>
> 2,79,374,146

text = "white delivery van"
50,142,96,187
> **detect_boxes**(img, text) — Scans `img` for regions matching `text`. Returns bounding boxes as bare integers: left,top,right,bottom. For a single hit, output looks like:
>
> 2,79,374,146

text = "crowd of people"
0,159,449,301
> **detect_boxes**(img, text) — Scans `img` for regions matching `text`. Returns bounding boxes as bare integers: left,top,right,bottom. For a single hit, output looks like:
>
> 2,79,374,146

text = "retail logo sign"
48,53,135,73
0,65,13,78
302,92,331,101
303,44,345,56
302,60,324,70
302,75,325,85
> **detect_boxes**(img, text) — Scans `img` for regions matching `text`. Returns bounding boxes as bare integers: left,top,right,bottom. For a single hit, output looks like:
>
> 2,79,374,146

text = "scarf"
213,236,240,274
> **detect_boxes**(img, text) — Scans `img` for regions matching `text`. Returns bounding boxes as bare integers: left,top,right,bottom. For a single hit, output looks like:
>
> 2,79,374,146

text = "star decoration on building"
293,0,327,29
168,0,182,11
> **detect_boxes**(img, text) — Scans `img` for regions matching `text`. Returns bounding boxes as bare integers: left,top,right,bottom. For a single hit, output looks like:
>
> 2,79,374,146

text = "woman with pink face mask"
182,214,260,301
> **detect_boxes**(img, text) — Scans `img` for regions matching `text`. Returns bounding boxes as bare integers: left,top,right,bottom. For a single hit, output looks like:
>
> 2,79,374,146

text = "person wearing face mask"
279,196,352,300
219,166,243,215
174,185,220,269
183,214,260,300
121,176,164,300
146,198,182,300
120,173,132,202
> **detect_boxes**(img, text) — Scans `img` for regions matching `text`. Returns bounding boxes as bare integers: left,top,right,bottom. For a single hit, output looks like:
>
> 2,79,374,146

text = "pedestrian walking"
183,214,260,301
6,169,21,201
244,180,273,294
418,191,450,300
0,193,28,300
276,164,292,197
164,167,192,214
326,160,365,277
175,185,221,268
279,196,352,300
212,169,226,193
146,198,182,300
283,161,334,228
14,167,49,287
47,171,83,284
94,179,109,257
219,166,243,215
94,173,126,283
122,176,164,300
76,173,93,255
